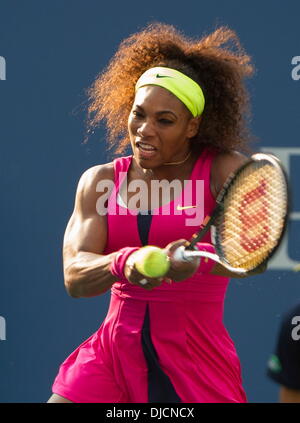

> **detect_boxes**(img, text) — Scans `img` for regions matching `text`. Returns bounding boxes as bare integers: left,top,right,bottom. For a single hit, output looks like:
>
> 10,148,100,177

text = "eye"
158,118,173,125
132,110,144,119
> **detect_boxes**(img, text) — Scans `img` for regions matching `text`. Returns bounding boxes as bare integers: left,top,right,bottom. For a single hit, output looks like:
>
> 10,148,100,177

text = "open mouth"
136,141,157,158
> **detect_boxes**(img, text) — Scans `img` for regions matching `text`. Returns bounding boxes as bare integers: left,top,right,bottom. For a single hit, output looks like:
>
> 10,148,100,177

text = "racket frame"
183,153,290,274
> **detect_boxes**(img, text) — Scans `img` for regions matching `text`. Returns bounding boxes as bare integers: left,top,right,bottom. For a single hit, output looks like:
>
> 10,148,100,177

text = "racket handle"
172,245,216,274
174,245,251,275
172,245,196,262
181,248,248,275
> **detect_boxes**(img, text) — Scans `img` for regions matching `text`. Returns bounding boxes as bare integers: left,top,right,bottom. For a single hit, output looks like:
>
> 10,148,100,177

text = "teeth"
138,142,155,151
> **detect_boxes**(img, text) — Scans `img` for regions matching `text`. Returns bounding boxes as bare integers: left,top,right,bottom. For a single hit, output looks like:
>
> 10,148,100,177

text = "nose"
136,119,155,137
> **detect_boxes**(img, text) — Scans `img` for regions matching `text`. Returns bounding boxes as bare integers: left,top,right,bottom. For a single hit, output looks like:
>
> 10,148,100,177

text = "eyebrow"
135,105,177,118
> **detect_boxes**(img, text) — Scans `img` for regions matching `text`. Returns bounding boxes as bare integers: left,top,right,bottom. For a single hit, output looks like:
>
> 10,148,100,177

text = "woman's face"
128,85,199,168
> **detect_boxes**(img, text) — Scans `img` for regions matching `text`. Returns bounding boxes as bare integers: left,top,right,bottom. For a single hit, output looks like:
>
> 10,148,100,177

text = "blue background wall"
0,0,300,403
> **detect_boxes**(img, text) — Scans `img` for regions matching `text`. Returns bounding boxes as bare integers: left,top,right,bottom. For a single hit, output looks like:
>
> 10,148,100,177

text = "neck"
134,149,194,180
163,150,192,166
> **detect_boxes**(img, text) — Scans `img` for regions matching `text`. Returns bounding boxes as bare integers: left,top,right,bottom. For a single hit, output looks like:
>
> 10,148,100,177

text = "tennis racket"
136,152,289,276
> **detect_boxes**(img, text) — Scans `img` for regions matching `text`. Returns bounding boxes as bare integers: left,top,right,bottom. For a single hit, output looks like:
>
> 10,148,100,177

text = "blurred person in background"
267,302,300,402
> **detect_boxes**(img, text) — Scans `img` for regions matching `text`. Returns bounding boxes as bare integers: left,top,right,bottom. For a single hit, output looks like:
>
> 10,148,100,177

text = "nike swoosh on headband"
156,74,173,78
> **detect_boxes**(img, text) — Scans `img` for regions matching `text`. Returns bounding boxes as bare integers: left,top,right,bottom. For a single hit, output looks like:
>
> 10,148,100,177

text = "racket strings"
217,162,288,271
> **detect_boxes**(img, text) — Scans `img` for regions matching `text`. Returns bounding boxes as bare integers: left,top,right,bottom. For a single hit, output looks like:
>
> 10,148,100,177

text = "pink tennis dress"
52,149,247,403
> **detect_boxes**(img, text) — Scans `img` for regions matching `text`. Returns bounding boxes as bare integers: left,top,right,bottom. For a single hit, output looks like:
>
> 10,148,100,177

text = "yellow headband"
135,67,205,117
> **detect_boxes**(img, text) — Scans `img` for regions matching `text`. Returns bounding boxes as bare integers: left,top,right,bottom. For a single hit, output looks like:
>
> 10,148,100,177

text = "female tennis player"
48,23,263,403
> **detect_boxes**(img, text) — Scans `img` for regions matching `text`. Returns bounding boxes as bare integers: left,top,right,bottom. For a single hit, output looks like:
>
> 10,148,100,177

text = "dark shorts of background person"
267,303,300,390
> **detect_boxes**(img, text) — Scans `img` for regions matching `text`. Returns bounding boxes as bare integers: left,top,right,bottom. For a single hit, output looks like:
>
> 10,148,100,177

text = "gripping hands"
123,240,200,290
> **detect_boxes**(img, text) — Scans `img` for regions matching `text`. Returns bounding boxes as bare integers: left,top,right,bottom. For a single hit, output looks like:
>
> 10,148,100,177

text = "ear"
187,116,201,139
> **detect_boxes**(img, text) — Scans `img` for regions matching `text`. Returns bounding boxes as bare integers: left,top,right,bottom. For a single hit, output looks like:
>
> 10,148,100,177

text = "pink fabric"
109,246,140,281
52,150,247,403
196,242,217,274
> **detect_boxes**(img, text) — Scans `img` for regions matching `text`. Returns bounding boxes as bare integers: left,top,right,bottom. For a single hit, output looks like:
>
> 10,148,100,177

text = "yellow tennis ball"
135,246,170,278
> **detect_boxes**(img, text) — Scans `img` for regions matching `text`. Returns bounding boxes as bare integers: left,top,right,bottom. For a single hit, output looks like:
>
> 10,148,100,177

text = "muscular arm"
63,164,119,298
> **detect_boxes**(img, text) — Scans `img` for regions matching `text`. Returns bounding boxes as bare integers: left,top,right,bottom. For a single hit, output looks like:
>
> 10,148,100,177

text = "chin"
134,150,159,168
134,157,154,169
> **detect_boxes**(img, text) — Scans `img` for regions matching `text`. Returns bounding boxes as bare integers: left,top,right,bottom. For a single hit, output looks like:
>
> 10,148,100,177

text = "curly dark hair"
85,23,255,155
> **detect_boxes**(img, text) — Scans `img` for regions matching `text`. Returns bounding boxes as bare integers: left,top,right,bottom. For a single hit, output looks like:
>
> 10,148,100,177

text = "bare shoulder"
74,161,115,215
213,150,249,172
77,161,115,190
211,151,249,197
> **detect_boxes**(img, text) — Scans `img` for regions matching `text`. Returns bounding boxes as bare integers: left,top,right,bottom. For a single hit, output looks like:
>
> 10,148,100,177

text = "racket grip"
173,243,216,274
172,245,196,262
